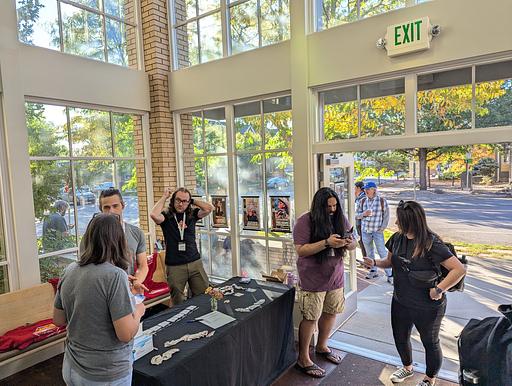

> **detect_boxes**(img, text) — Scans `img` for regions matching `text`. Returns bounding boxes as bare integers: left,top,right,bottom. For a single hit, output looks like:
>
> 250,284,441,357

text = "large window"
181,96,295,280
26,102,147,282
418,61,512,133
321,78,405,140
171,0,290,69
235,96,294,278
314,0,441,31
16,0,139,68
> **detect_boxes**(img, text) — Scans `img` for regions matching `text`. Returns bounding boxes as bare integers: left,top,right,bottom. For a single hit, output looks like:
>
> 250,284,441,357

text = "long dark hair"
310,187,348,259
79,213,129,270
167,187,194,216
396,200,439,258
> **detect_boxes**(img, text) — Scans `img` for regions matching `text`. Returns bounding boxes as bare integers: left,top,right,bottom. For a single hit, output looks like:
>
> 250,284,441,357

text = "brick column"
140,0,176,238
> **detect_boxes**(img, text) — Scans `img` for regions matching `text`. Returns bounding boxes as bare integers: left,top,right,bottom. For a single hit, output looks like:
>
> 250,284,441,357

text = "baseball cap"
364,181,377,189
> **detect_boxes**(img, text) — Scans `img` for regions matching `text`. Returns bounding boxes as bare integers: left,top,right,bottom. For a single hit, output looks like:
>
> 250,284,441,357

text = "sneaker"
390,367,414,383
387,276,394,285
416,380,434,386
365,270,379,279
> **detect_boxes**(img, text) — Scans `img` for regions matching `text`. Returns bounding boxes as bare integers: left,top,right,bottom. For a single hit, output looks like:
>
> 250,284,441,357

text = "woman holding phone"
53,213,145,385
364,200,465,386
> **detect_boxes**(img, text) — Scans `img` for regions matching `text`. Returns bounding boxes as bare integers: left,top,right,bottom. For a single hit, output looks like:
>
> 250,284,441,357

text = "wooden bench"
0,282,65,380
0,252,170,379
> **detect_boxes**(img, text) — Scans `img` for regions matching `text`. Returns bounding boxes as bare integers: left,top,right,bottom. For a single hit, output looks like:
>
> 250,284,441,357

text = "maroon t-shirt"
293,212,352,292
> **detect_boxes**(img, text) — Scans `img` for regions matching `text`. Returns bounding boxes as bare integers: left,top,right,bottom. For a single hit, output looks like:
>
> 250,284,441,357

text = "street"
381,183,512,246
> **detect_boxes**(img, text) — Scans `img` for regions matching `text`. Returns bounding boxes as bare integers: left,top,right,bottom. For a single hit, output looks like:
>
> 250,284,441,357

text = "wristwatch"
434,286,444,295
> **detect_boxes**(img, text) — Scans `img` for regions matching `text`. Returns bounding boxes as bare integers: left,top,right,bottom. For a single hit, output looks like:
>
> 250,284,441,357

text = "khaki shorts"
298,287,345,321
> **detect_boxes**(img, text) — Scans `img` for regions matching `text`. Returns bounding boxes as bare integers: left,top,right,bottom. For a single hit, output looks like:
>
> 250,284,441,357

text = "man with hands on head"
293,187,357,379
150,187,214,305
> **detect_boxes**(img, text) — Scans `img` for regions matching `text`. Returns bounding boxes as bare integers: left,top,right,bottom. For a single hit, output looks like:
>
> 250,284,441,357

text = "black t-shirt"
160,208,201,266
386,232,453,310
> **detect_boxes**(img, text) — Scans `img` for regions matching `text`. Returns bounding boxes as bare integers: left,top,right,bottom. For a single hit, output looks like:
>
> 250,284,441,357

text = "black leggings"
391,298,446,378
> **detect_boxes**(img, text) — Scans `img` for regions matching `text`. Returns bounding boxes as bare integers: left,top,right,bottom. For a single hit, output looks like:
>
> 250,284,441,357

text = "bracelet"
324,239,329,248
373,260,376,267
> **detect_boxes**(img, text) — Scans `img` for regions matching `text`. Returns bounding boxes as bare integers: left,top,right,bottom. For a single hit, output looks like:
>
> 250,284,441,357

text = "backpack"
458,304,512,386
360,196,385,212
437,242,467,292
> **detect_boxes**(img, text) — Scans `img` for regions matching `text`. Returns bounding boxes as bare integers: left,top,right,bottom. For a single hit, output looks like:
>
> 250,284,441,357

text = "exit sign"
385,17,432,57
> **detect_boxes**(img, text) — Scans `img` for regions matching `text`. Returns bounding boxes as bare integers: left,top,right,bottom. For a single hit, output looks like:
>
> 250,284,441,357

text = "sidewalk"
329,255,512,382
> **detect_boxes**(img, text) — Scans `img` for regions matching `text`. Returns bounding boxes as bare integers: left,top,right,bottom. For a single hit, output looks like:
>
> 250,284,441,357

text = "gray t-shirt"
124,222,146,275
54,262,135,382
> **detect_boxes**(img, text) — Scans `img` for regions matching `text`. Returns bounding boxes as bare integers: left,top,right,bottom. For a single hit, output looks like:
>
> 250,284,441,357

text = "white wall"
308,0,512,87
169,40,291,111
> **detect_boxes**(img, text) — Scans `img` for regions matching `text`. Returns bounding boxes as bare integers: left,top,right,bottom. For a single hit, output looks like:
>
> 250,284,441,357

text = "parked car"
59,187,96,206
93,181,114,194
266,176,289,189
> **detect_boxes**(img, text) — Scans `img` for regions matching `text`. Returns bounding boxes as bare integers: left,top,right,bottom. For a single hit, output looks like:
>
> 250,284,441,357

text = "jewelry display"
150,348,180,366
144,306,198,336
164,330,210,347
235,299,265,313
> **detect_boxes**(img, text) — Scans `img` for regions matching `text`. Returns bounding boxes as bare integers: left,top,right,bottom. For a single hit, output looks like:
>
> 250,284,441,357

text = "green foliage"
16,0,43,44
472,157,498,177
39,256,66,283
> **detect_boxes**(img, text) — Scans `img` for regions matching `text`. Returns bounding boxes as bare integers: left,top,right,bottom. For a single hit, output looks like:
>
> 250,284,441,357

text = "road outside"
378,180,512,247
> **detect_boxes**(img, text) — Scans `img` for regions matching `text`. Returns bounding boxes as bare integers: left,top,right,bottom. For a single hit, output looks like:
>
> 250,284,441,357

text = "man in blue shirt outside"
356,182,392,283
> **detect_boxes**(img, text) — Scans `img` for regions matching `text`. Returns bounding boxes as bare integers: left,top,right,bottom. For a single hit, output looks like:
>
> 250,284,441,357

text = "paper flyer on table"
198,311,236,329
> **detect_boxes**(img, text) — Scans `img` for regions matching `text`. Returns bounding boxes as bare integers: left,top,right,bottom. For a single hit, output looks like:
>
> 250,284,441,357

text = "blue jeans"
62,353,132,386
362,231,392,277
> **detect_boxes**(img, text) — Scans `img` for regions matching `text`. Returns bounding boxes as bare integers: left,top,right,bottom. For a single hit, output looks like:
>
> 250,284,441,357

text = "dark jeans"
391,298,446,378
356,223,367,256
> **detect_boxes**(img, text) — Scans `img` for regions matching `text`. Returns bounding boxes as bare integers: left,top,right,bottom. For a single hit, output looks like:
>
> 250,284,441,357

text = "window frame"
26,98,152,278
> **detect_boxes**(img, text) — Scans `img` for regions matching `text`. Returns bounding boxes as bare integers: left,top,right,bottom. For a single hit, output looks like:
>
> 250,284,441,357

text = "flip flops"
315,350,343,365
294,362,326,378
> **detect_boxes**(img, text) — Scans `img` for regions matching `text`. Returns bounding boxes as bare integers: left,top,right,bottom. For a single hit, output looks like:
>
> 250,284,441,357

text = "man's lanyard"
174,213,186,241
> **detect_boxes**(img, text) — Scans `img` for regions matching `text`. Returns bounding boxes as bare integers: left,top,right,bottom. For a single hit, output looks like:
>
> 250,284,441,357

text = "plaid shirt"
356,194,389,233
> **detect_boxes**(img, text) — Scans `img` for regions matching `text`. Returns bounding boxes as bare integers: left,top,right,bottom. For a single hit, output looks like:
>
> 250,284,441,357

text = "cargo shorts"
298,287,345,321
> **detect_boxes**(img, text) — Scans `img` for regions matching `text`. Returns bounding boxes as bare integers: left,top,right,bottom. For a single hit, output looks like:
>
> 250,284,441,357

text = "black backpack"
458,304,512,386
437,242,467,292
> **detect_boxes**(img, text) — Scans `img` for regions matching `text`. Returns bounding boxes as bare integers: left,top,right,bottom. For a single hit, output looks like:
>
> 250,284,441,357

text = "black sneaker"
390,367,414,383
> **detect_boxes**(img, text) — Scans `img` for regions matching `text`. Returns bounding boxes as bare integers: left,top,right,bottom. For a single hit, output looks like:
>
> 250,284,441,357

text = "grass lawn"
382,229,512,260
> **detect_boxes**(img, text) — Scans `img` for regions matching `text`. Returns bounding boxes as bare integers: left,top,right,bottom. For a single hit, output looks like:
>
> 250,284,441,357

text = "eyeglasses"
397,200,412,209
175,198,190,205
93,212,121,221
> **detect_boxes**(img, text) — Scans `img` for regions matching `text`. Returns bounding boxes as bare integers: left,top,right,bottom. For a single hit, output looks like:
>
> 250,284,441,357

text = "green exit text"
394,20,422,46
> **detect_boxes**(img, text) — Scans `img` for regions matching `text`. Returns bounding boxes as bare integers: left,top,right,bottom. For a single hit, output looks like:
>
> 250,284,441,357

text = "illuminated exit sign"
385,17,432,57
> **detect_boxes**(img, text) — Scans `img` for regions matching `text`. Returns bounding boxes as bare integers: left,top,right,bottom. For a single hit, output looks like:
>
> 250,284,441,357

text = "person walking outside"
151,187,214,305
363,200,466,386
293,187,357,378
53,213,145,385
354,181,367,259
357,181,392,282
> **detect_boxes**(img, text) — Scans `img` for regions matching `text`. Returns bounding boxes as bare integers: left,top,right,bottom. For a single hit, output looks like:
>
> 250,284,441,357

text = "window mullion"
220,0,229,57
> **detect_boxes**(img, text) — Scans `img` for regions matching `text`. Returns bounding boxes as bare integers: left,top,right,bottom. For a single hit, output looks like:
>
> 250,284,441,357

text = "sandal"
315,350,342,365
294,362,326,378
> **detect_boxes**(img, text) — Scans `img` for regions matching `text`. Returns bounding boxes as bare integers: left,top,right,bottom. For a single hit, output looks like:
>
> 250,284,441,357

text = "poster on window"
191,196,205,227
270,196,290,233
242,196,260,230
211,195,228,228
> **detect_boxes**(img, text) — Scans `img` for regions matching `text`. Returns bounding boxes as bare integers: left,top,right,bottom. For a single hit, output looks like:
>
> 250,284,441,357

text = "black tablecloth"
132,277,296,386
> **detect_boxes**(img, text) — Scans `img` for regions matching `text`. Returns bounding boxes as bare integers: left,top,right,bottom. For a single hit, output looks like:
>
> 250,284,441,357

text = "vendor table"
132,277,296,386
